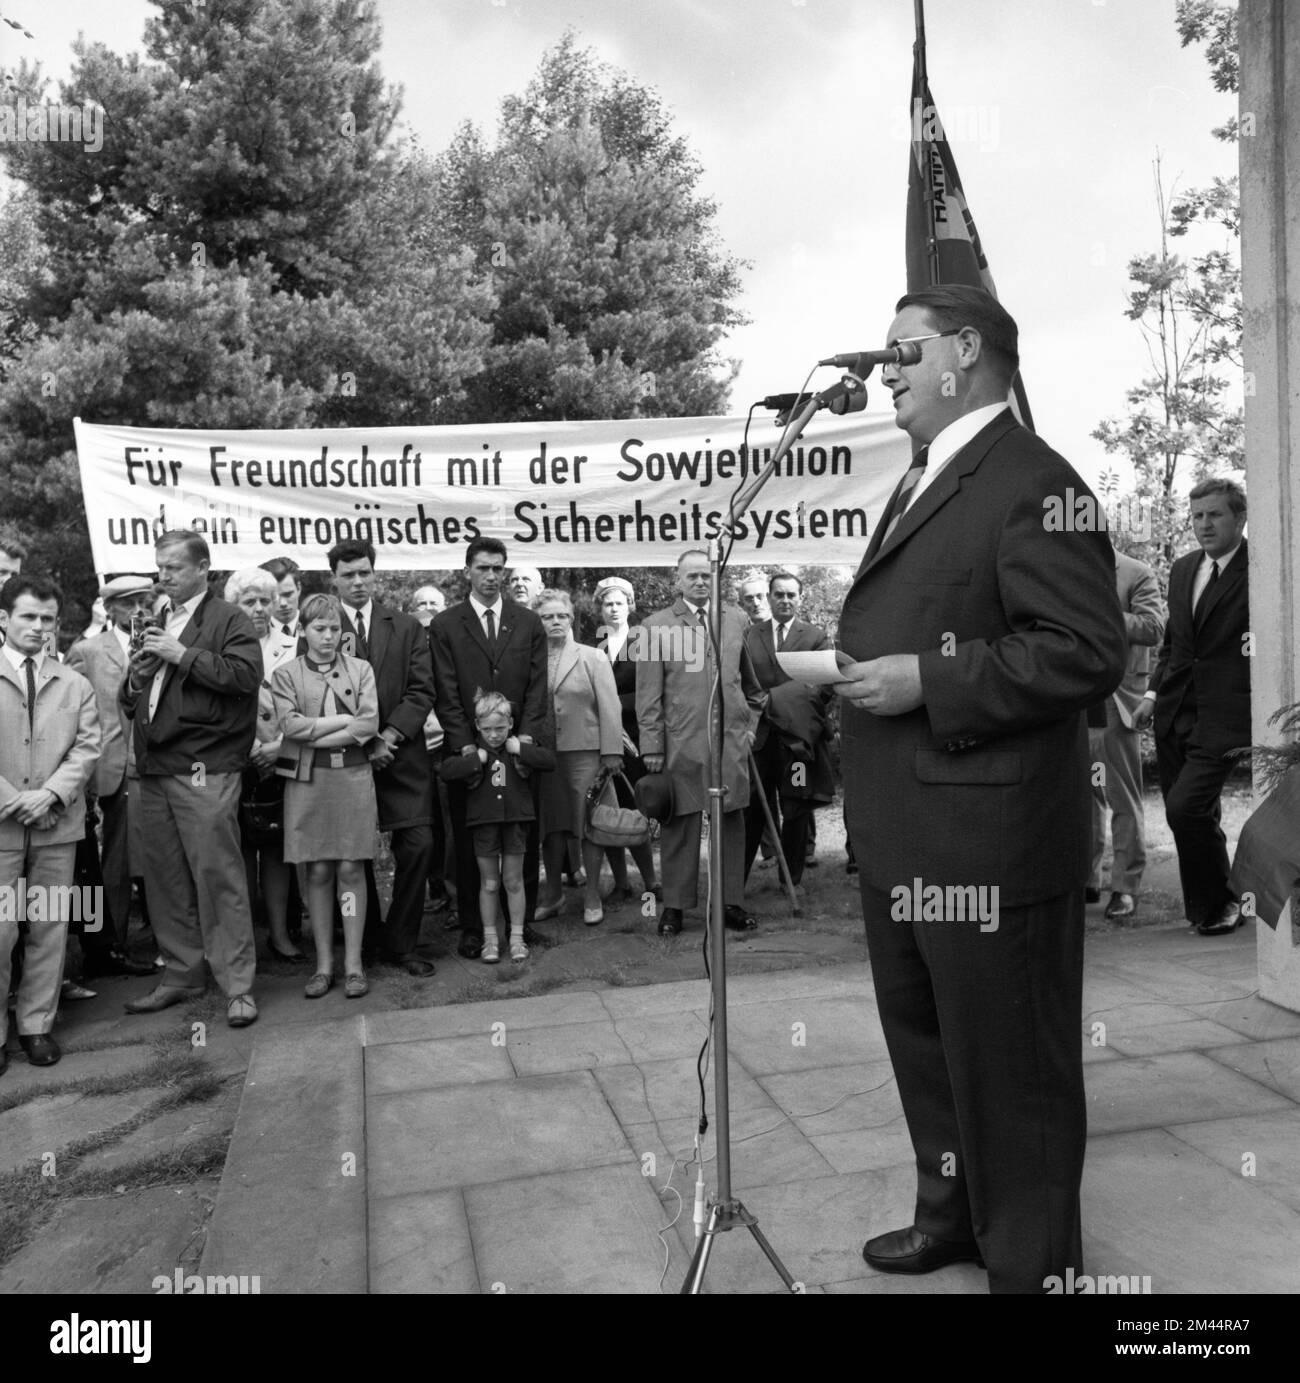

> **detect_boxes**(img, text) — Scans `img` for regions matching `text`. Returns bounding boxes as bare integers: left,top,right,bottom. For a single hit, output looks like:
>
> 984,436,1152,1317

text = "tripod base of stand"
681,1198,802,1294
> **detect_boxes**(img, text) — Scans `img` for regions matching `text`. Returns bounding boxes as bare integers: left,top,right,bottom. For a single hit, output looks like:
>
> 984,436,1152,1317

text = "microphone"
759,392,816,412
817,341,922,373
763,379,867,427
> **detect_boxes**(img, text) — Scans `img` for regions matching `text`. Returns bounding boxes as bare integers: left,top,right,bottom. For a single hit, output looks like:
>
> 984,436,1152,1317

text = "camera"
130,610,159,652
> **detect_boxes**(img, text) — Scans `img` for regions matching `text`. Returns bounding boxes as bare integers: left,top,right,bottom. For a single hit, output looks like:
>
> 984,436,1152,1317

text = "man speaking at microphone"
835,286,1125,1293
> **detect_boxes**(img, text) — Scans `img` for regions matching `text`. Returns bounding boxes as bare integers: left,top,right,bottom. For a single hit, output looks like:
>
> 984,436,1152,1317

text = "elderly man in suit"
742,570,834,889
327,540,437,976
120,531,263,1028
637,550,765,936
430,538,547,958
1088,550,1165,919
836,286,1126,1293
1133,478,1250,936
1,574,101,1072
64,575,160,977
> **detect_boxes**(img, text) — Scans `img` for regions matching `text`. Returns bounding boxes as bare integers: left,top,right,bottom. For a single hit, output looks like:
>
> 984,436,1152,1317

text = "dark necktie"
882,447,930,540
24,656,36,729
354,611,368,660
775,622,786,651
485,607,497,646
1194,560,1220,620
282,623,294,638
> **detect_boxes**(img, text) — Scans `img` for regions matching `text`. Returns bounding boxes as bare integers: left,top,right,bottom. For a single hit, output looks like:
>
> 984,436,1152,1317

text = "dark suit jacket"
439,740,556,826
1148,541,1250,754
839,411,1127,907
429,599,548,753
119,593,262,776
744,617,835,801
342,601,435,829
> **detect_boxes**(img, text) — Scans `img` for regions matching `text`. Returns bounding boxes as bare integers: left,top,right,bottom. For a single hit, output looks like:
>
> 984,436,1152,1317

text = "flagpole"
913,0,941,288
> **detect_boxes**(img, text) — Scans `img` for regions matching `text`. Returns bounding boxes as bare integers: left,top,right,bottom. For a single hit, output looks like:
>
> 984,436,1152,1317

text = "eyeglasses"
888,329,961,353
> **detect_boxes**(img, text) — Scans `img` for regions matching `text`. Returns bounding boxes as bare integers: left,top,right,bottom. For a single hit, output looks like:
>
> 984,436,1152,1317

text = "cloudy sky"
7,0,1239,486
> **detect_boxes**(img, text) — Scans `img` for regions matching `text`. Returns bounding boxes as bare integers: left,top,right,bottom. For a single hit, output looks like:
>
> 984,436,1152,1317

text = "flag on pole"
905,14,1034,429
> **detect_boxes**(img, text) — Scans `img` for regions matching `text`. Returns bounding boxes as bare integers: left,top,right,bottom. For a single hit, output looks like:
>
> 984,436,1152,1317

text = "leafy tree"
1093,4,1242,587
438,30,749,424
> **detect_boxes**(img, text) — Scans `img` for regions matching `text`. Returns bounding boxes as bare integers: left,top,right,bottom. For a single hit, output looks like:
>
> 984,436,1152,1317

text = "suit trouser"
448,777,540,941
0,840,75,1044
1155,720,1235,925
859,878,1086,1294
77,784,130,954
742,736,815,886
362,823,434,957
139,772,256,997
660,808,745,910
1088,704,1147,895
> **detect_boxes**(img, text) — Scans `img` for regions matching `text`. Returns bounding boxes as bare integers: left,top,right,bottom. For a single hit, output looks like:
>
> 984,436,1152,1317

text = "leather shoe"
1198,901,1243,936
60,979,98,1001
124,985,205,1014
1104,892,1136,920
658,906,683,936
378,950,436,977
83,950,158,978
862,1225,983,1274
19,1032,61,1066
227,994,258,1028
724,904,757,931
457,934,483,960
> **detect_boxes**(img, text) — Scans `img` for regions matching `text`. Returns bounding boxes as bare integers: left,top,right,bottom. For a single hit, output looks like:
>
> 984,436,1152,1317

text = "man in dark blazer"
836,286,1126,1294
742,571,834,887
1133,478,1250,935
327,540,437,976
120,532,263,1028
1088,550,1165,919
429,538,547,959
65,574,159,976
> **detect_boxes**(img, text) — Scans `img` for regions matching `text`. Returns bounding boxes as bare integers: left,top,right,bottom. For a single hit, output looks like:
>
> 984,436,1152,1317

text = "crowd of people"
0,283,1259,1299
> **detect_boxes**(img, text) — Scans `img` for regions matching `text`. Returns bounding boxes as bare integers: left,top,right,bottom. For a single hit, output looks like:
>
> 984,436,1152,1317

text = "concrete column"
1240,0,1300,1008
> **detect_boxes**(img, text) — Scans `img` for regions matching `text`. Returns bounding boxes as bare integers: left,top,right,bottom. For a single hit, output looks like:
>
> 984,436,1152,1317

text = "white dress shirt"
908,403,1011,509
1191,541,1243,610
469,594,504,640
147,589,205,721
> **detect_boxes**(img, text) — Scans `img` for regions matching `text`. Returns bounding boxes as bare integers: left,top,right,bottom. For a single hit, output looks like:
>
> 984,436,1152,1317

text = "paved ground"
3,786,1297,1295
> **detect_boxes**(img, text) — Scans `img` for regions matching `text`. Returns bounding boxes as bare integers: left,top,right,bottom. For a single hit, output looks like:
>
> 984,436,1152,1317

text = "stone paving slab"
755,1059,903,1138
0,1186,214,1294
607,1010,710,1062
593,1054,777,1126
1183,994,1300,1040
1103,1016,1252,1058
0,1090,164,1175
625,1108,838,1191
200,1022,365,1294
1202,1035,1300,1101
1082,1128,1300,1294
366,1034,514,1096
503,1018,635,1076
368,1070,632,1198
1084,1050,1295,1135
719,995,892,1076
362,991,613,1046
369,1189,477,1294
463,1162,672,1294
1165,1109,1300,1214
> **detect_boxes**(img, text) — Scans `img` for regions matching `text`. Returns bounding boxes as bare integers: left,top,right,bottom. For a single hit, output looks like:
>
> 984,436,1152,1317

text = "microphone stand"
682,383,849,1294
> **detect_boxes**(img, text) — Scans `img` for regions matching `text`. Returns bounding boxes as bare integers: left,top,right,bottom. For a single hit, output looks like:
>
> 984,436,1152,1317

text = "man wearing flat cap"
65,576,161,977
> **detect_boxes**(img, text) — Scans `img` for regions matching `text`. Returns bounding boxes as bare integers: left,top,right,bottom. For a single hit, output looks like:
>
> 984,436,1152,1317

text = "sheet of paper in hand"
775,649,857,685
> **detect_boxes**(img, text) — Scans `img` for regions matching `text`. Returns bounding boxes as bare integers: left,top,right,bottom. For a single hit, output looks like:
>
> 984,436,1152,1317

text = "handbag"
239,768,285,847
585,766,650,848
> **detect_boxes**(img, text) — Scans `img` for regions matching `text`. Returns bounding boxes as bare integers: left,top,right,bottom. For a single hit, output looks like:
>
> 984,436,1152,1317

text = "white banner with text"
73,412,911,571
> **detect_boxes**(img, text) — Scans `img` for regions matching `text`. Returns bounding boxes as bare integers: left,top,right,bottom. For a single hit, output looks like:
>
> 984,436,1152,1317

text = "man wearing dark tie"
328,540,437,976
1133,478,1250,936
742,571,834,888
259,556,302,640
429,539,547,958
120,532,263,1027
836,286,1126,1293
